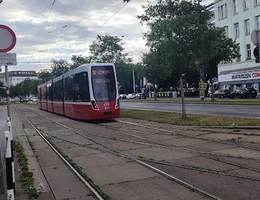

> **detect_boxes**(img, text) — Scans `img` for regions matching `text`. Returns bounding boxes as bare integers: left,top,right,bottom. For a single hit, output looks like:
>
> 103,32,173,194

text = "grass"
120,109,260,127
13,141,40,200
121,98,260,105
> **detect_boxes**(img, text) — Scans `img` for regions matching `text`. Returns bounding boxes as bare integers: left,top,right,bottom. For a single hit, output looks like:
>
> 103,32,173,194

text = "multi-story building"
214,0,260,91
0,71,38,86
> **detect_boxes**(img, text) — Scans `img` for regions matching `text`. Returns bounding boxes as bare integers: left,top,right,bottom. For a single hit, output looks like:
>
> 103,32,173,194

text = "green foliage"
38,69,51,82
51,59,70,77
10,79,42,97
13,141,40,199
70,55,92,69
90,34,128,63
138,0,240,88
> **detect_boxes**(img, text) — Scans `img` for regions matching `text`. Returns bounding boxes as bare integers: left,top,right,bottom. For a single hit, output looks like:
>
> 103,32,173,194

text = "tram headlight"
91,101,99,110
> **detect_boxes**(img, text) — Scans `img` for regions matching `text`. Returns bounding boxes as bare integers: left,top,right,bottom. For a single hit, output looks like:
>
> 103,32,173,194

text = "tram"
38,63,120,120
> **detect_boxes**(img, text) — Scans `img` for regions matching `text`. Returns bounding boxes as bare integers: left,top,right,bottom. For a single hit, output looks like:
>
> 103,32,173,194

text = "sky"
0,0,213,72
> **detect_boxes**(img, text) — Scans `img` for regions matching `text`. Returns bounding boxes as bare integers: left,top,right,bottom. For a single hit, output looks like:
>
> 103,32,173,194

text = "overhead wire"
28,3,53,23
44,0,56,27
47,2,124,34
94,3,129,35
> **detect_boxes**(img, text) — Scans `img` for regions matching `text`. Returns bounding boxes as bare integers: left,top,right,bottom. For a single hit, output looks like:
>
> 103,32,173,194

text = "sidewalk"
0,106,7,200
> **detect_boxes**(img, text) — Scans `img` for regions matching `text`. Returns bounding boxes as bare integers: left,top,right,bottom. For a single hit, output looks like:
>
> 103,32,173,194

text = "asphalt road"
120,102,260,118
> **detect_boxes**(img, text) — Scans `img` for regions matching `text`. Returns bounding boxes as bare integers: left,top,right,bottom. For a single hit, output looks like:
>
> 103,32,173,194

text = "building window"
256,0,260,7
233,0,238,14
236,45,241,62
246,44,251,59
244,0,249,10
218,3,228,20
224,26,229,36
256,15,260,29
245,19,250,36
234,23,239,39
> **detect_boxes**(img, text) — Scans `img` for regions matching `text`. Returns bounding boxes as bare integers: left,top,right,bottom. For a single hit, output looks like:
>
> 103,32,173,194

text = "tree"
90,34,127,63
138,0,239,118
10,79,42,97
70,55,93,69
51,59,70,77
38,69,52,82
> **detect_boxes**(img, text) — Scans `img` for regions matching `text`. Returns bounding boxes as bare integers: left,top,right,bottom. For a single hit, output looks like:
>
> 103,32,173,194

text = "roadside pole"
0,24,17,200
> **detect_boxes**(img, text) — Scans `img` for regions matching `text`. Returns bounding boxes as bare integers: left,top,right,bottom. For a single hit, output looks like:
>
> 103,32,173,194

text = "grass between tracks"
120,109,260,127
121,99,260,105
13,141,40,200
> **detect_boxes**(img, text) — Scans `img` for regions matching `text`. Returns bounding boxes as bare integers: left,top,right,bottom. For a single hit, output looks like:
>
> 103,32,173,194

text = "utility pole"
132,70,135,94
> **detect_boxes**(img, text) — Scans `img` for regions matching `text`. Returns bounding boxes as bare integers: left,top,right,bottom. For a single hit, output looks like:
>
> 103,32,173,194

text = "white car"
126,94,136,99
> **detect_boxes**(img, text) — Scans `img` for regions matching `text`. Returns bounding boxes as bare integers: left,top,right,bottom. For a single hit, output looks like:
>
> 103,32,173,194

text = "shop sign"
219,71,260,82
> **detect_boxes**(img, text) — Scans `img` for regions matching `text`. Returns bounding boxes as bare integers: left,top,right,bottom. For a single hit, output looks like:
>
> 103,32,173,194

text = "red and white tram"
38,63,120,120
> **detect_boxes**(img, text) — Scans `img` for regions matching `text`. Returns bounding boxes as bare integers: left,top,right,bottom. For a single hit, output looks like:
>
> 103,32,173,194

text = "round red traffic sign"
0,25,16,53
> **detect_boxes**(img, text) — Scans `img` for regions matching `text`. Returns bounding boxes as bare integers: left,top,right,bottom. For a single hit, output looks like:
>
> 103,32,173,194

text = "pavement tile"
127,147,195,160
162,138,208,146
184,141,235,152
41,164,91,200
62,147,101,157
212,148,260,160
102,176,208,200
83,162,159,186
73,153,128,169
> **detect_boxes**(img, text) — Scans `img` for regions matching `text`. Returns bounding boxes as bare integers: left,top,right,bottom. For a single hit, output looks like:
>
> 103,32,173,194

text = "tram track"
17,106,260,175
18,109,106,200
93,121,260,174
115,120,260,152
16,106,225,200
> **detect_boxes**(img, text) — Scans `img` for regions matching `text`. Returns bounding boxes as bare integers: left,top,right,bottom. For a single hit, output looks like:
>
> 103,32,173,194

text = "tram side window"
49,84,53,101
65,76,74,101
47,84,53,101
38,88,42,101
53,80,63,101
70,72,90,102
46,86,49,101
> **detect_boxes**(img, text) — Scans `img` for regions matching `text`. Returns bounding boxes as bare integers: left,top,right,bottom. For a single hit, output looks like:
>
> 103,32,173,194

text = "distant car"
230,88,257,99
31,97,38,102
126,94,136,99
119,94,127,99
213,89,230,99
137,93,146,99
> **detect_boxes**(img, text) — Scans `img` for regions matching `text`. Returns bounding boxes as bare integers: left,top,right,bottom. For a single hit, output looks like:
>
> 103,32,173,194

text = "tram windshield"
91,65,116,102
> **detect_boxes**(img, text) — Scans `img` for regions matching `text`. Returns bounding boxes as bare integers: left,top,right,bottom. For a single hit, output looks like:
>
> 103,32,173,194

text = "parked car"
230,88,257,99
119,94,127,99
126,94,136,99
136,93,146,99
213,89,231,99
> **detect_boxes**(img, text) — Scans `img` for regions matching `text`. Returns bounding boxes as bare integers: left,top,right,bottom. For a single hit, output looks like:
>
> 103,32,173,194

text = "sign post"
0,24,17,200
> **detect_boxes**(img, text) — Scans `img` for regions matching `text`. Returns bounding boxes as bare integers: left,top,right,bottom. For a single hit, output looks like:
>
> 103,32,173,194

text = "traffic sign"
0,25,16,53
254,46,259,58
0,53,17,66
251,29,260,46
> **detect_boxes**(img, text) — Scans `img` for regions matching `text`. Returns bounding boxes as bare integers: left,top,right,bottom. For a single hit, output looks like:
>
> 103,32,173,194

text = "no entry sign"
0,25,16,53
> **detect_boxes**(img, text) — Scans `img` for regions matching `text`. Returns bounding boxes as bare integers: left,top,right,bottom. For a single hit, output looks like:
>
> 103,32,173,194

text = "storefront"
218,70,260,92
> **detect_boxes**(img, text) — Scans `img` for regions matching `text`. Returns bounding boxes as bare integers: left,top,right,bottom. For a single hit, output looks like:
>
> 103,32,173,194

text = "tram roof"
38,63,114,88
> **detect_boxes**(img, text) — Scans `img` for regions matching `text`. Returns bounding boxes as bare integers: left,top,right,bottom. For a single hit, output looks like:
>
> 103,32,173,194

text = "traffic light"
199,81,205,89
254,46,260,63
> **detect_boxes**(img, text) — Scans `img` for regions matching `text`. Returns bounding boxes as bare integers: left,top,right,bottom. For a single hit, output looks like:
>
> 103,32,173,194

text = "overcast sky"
0,0,213,72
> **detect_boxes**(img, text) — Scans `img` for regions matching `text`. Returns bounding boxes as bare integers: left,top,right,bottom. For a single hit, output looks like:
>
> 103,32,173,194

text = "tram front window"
91,66,116,102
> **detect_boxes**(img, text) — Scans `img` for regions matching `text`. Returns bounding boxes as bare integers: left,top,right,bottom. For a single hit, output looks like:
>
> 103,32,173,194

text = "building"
0,71,38,86
214,0,260,91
